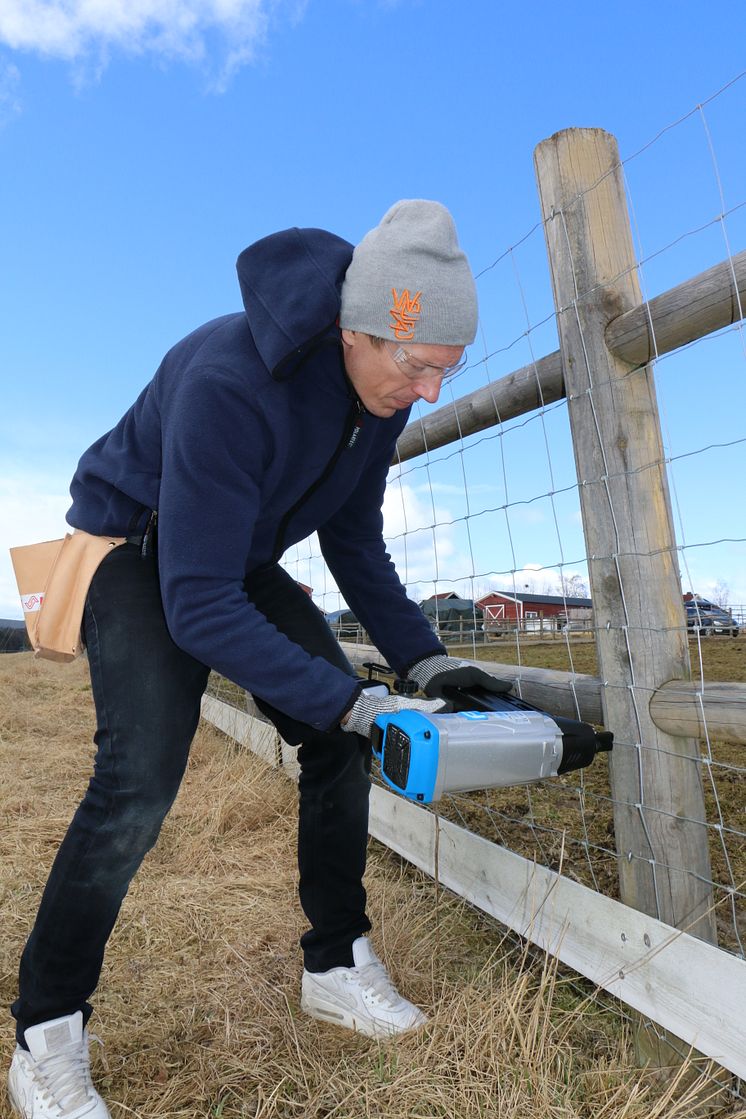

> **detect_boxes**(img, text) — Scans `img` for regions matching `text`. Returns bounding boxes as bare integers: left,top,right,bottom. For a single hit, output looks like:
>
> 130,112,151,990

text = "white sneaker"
8,1011,111,1118
301,937,427,1038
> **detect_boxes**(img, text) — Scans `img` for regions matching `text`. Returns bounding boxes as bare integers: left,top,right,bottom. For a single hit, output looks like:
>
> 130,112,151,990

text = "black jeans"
12,544,371,1043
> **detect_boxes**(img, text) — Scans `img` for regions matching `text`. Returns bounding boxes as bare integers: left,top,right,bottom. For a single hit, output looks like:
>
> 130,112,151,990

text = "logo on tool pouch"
21,592,44,612
457,711,489,720
389,288,422,340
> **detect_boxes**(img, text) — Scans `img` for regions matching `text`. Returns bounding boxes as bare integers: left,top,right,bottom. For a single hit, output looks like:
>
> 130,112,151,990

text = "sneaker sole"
300,993,425,1039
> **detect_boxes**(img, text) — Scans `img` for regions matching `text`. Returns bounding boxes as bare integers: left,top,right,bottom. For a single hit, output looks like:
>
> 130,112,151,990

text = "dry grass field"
463,633,746,681
1,653,744,1118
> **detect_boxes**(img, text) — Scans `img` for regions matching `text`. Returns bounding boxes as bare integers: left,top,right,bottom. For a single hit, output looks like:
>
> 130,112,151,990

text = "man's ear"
340,328,357,348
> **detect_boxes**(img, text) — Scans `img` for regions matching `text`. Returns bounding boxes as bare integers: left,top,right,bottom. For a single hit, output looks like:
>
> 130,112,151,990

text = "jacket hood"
237,227,354,380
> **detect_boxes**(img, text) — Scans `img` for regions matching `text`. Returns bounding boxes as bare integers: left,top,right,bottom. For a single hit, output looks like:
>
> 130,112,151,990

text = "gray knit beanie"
339,200,478,346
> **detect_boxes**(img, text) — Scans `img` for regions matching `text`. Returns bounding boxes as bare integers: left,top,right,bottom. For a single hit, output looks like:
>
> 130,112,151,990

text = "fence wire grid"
275,73,746,1091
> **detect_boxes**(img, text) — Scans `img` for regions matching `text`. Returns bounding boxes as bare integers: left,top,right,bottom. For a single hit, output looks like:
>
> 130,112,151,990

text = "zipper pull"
346,399,366,450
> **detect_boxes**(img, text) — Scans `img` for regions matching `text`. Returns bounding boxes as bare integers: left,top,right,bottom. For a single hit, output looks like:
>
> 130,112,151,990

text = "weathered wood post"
533,129,717,1064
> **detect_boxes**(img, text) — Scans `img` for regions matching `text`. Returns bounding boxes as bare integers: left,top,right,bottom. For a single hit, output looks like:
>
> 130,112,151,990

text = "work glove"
341,690,449,738
407,654,514,700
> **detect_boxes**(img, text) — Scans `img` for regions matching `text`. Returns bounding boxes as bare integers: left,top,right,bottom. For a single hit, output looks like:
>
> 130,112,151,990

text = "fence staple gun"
369,678,613,805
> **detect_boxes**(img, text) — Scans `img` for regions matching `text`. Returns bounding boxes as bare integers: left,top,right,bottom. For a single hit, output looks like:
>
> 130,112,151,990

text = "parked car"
685,604,739,637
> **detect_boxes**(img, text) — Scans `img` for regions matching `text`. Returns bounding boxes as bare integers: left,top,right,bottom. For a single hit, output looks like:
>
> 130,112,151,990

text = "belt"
126,528,157,556
126,511,158,555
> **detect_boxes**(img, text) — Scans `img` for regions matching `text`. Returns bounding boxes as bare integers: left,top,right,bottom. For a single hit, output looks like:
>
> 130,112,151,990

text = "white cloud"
0,58,21,123
0,1,301,87
483,564,584,599
382,479,460,589
280,479,472,610
683,569,746,611
496,565,550,596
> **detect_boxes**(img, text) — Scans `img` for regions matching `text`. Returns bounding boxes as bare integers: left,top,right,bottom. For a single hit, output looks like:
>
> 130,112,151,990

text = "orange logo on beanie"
389,289,422,340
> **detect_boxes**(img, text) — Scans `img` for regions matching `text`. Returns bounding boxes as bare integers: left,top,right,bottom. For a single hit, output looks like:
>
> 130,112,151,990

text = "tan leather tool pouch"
9,531,126,662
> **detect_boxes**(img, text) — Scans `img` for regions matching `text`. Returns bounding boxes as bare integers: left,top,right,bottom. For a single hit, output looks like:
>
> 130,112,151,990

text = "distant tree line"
0,621,31,653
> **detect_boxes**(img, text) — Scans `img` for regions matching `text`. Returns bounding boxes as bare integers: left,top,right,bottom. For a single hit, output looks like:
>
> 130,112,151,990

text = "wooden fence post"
533,129,718,1064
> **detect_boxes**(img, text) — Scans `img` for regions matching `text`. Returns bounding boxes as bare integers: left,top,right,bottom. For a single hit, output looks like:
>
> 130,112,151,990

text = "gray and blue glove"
341,690,449,738
407,654,514,700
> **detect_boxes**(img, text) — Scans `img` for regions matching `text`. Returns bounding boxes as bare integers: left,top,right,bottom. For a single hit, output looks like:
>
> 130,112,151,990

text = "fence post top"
535,126,617,153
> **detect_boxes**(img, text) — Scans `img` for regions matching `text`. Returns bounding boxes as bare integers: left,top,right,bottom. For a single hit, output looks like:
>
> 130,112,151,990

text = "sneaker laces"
350,960,403,1008
33,1040,94,1113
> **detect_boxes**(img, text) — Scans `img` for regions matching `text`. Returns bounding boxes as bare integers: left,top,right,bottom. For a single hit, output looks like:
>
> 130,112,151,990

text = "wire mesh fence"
273,74,746,1091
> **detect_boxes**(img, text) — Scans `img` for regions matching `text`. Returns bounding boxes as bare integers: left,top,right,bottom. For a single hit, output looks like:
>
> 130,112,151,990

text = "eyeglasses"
384,339,468,381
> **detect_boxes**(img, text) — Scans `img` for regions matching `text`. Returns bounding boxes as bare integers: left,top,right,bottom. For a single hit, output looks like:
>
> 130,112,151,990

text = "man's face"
340,330,465,419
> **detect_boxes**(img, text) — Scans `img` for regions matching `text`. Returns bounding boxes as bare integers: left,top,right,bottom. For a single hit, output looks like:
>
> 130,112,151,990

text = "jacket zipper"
270,397,366,562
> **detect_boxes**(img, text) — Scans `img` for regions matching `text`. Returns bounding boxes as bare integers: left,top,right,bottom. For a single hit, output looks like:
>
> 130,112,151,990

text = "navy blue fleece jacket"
67,227,445,731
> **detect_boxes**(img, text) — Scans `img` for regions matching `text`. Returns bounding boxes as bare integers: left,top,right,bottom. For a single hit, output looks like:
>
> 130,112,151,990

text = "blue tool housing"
372,708,570,804
372,710,441,802
369,684,612,805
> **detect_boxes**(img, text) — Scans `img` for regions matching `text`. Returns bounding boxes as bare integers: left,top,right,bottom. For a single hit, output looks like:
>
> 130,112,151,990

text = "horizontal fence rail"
394,351,564,461
343,643,746,747
605,248,746,365
394,249,746,463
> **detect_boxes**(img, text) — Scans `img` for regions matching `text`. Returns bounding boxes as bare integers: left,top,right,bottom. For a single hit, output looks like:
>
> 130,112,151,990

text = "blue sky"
1,0,745,618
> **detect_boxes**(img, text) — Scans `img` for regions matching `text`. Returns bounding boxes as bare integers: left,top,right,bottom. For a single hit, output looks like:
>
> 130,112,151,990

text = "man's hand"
407,654,514,699
341,691,449,738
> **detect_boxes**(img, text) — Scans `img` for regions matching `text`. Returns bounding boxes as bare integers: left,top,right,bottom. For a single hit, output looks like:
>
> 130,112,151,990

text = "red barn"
476,591,592,633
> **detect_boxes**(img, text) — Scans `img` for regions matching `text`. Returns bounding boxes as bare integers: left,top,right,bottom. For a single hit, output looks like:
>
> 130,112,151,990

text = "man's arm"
157,366,360,731
317,427,446,677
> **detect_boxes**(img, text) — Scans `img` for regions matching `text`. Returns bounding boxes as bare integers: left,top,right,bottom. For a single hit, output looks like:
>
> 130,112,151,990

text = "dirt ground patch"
1,653,742,1117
